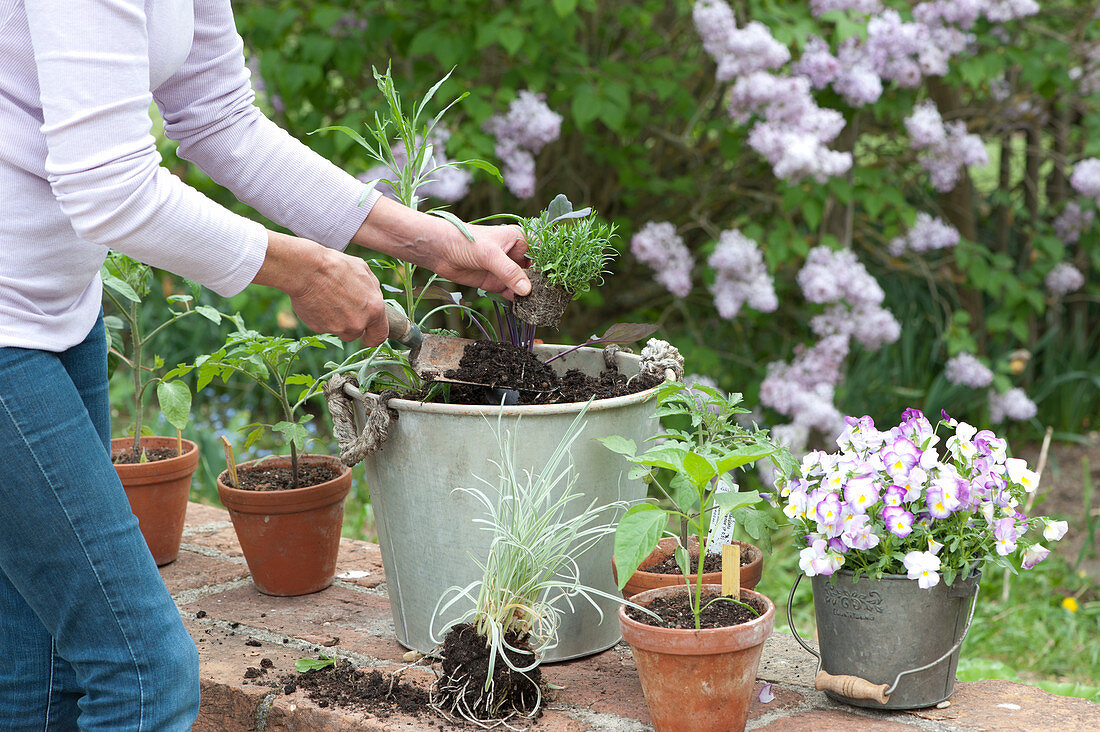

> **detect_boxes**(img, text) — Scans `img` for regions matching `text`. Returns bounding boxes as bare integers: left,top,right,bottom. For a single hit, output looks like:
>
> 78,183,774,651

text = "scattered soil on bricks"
112,446,184,464
434,340,660,406
437,623,542,722
230,463,341,491
278,660,431,717
627,591,766,630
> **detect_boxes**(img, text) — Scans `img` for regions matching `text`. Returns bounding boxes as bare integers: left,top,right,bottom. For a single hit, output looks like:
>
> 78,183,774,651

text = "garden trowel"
384,304,472,379
384,305,537,402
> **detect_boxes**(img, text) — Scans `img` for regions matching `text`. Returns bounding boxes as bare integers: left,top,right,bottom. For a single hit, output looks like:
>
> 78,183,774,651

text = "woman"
0,1,529,728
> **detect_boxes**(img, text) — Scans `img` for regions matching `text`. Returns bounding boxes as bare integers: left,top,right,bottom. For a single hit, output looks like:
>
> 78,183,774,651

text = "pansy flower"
882,505,914,538
903,550,941,589
993,517,1018,556
1042,519,1068,542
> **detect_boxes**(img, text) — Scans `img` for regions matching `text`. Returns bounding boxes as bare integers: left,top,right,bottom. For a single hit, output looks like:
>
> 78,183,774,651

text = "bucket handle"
786,571,981,703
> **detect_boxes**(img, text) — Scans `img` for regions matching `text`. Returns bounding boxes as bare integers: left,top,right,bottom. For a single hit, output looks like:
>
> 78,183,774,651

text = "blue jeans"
0,317,199,731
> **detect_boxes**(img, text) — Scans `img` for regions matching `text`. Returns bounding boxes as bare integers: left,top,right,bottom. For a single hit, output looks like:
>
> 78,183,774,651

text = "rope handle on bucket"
323,374,397,467
786,571,982,703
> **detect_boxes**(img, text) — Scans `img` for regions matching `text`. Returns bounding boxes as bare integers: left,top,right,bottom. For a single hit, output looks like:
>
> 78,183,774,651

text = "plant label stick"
722,543,740,600
221,435,238,489
177,428,183,457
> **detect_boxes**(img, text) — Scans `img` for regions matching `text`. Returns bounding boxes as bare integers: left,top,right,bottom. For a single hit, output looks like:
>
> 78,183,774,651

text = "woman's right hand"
252,231,389,345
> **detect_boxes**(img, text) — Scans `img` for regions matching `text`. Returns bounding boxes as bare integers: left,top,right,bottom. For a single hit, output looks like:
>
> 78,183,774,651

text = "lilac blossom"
913,1,984,29
883,506,915,537
982,0,1040,23
944,353,994,389
810,303,901,350
810,0,882,15
693,1,790,82
988,388,1038,424
889,213,961,255
707,229,778,318
630,222,694,298
905,103,989,192
795,37,841,89
1069,158,1100,199
1045,262,1086,297
1053,201,1095,245
760,335,849,436
726,72,851,182
484,91,562,199
903,550,942,589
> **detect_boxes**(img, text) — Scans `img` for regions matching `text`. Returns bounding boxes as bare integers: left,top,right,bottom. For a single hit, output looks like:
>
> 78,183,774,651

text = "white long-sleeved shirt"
0,0,380,351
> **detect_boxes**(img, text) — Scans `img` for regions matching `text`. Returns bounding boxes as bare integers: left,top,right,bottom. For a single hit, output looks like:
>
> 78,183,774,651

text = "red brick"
334,539,387,589
180,584,409,663
182,523,245,559
185,501,230,526
754,710,921,730
907,679,1100,730
542,645,650,723
159,549,249,595
748,682,805,717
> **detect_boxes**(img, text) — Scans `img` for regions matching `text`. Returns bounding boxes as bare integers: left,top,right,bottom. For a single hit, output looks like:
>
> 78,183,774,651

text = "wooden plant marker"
221,435,239,489
722,543,740,600
176,428,183,458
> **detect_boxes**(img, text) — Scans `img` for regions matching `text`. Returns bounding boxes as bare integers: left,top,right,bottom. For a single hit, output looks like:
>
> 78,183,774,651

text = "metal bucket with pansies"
787,569,981,710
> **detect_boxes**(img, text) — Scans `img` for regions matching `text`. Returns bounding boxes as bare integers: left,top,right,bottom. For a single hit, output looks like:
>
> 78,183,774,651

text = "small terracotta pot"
216,454,351,597
112,436,199,566
619,584,775,732
615,536,763,600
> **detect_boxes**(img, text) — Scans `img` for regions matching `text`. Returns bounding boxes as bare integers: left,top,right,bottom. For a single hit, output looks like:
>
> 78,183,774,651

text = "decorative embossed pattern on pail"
811,570,980,710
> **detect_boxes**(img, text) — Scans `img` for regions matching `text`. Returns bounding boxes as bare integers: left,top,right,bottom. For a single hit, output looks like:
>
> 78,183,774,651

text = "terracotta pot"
112,436,199,566
615,536,763,600
619,584,775,732
216,454,351,597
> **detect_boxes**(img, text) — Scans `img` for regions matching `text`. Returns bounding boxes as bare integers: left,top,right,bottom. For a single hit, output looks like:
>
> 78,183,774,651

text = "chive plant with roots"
429,404,637,726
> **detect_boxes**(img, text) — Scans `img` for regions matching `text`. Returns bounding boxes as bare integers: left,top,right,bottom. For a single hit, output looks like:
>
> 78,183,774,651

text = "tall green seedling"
601,381,794,629
101,252,224,457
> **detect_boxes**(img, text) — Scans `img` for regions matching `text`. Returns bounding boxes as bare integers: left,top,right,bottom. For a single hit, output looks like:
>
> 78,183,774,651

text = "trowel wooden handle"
384,305,422,349
815,670,890,704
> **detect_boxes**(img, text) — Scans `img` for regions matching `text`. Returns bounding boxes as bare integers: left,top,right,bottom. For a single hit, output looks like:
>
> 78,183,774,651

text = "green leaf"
295,656,335,673
716,443,777,474
102,273,141,303
598,322,658,344
429,209,475,241
552,0,578,16
195,305,222,323
613,504,667,589
156,380,191,431
667,473,698,512
633,444,687,472
598,435,637,458
682,451,718,488
273,421,310,451
713,490,761,514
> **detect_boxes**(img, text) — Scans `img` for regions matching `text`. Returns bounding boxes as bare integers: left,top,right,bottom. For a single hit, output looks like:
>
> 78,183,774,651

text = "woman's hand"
350,197,531,298
252,231,389,345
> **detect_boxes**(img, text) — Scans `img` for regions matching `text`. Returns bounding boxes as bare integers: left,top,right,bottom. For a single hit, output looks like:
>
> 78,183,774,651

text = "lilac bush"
777,409,1067,587
483,90,562,199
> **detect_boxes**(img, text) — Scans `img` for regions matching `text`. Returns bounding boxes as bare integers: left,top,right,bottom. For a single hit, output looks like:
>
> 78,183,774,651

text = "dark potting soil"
276,660,430,717
112,446,184,464
626,591,765,630
435,340,661,406
233,463,341,491
511,269,570,328
436,622,542,722
643,550,749,575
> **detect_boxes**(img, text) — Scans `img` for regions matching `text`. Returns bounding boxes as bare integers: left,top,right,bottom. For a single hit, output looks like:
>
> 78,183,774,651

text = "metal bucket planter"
360,345,660,661
787,569,981,710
